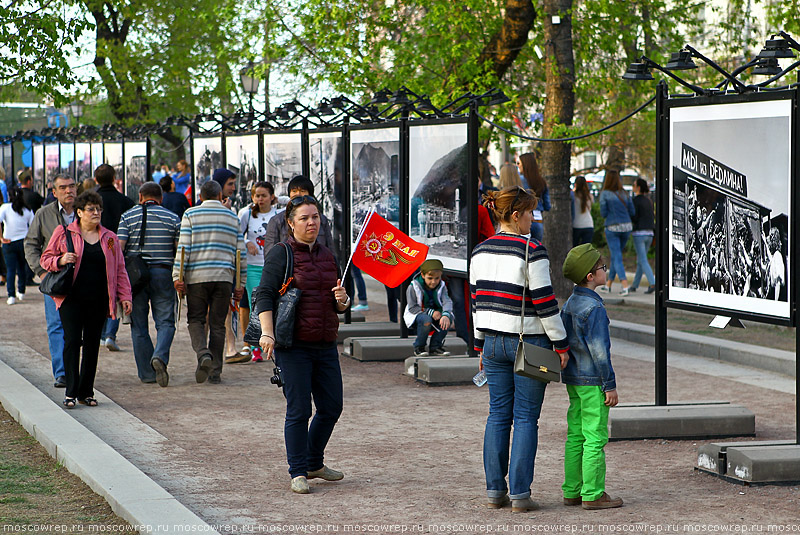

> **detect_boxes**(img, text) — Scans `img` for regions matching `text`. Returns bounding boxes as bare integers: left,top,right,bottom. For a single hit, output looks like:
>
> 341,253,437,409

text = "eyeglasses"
80,206,103,214
592,264,607,273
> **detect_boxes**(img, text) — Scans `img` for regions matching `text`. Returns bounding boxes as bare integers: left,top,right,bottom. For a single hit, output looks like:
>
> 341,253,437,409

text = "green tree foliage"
0,0,92,103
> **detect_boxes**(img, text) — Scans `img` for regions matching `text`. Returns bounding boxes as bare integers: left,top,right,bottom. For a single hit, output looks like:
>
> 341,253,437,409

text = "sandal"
78,397,98,407
63,398,76,409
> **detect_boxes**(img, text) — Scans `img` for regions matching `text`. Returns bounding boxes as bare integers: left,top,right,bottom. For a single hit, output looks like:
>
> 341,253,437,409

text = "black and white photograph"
45,143,59,184
193,136,223,190
59,142,74,178
350,127,400,247
225,134,259,212
309,131,343,225
408,122,469,273
669,99,792,320
33,142,44,195
75,143,91,182
2,144,11,182
263,132,303,199
91,142,104,176
103,142,124,192
124,141,147,201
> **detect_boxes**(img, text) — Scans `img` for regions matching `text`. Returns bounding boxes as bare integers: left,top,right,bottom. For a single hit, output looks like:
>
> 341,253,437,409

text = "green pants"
562,384,609,502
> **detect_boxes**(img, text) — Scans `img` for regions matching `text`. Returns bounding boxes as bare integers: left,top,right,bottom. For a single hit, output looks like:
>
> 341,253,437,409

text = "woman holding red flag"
256,195,350,495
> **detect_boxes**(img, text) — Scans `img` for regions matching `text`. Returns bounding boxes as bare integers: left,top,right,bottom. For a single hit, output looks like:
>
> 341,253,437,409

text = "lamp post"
69,100,84,127
239,61,260,112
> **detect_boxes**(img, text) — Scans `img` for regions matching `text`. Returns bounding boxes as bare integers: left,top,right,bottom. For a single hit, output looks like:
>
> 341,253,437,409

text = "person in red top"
41,191,132,409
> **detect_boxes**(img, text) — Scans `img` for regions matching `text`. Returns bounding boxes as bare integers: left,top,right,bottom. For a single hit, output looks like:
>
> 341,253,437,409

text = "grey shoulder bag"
513,236,561,383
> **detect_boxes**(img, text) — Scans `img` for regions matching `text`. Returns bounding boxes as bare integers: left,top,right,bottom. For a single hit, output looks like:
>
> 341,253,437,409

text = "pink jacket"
40,221,132,317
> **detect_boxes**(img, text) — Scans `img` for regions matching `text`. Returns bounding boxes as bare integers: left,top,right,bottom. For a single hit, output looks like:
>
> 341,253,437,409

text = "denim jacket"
560,286,617,391
599,190,634,227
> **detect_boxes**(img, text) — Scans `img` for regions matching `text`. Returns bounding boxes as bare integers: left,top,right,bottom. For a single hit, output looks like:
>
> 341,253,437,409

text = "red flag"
352,212,429,288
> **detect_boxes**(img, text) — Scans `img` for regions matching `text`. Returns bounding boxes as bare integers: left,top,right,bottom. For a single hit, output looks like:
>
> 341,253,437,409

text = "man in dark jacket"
262,175,334,256
19,171,44,213
95,163,135,351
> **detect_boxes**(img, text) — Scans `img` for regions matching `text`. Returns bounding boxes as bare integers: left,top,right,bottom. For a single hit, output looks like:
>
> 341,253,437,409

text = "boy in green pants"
560,243,623,510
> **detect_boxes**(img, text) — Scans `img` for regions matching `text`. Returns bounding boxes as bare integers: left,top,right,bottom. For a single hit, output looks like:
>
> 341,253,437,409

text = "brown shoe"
225,348,252,364
487,495,509,509
582,492,623,510
511,497,539,513
563,496,582,506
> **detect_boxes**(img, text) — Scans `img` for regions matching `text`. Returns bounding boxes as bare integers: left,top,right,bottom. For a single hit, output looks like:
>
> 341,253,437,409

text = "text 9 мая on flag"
352,212,429,288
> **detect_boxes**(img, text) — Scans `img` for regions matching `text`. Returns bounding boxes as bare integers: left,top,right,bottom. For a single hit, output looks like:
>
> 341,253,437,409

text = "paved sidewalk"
0,287,798,532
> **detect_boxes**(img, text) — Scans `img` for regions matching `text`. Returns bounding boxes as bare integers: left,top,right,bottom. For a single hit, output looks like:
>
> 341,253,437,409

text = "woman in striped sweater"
470,186,570,513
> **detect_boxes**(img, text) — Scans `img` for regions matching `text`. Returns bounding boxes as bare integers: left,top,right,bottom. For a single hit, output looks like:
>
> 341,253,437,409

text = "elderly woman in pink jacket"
41,191,132,409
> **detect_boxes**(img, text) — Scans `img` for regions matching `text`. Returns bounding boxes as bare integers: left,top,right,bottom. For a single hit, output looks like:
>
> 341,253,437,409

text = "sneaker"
645,285,656,295
16,293,24,302
54,376,67,388
307,465,344,481
195,354,212,383
511,497,539,513
619,288,629,296
351,303,369,311
208,375,221,384
105,338,120,352
582,492,623,510
414,347,428,356
291,476,310,494
597,285,610,293
429,347,450,356
251,352,264,362
628,287,637,293
151,358,169,387
7,296,15,305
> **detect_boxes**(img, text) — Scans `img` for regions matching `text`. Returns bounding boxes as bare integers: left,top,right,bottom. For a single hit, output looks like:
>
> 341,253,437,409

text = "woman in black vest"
256,195,350,495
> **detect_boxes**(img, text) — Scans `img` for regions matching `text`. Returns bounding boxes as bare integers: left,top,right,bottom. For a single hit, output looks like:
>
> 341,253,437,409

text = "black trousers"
59,295,108,399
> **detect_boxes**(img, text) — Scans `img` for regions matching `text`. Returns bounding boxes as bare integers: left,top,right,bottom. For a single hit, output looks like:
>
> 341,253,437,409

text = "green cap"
420,258,444,273
562,243,601,284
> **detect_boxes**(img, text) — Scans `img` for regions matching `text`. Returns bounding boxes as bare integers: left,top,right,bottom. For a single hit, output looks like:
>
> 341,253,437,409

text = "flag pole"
341,207,376,283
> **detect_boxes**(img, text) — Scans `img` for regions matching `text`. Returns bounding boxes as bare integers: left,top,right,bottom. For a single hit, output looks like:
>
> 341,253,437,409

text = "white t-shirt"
238,205,278,266
572,194,593,229
0,204,34,241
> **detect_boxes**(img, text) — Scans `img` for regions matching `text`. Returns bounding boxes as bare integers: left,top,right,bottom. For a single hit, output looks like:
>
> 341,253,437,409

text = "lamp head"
416,98,435,112
622,62,654,81
370,88,391,104
388,88,411,106
752,57,782,76
330,96,345,108
316,99,335,116
664,50,697,70
757,37,795,59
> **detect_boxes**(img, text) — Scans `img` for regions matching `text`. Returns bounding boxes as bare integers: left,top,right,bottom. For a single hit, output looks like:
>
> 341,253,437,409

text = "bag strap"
63,224,74,255
277,242,294,296
519,236,531,341
138,203,148,250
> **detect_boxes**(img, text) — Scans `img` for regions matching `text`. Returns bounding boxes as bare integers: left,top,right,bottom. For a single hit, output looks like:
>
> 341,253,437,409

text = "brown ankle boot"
563,496,582,506
511,497,539,513
582,492,623,510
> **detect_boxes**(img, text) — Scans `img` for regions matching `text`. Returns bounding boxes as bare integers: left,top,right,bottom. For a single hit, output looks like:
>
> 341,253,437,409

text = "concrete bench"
337,322,401,343
609,403,755,441
343,333,464,357
697,439,796,476
415,356,480,385
725,445,800,483
348,336,468,362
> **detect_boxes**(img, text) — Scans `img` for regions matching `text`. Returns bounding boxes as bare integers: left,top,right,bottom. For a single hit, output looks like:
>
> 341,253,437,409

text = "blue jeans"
412,313,448,351
2,239,26,298
604,229,630,283
631,234,655,289
530,222,544,243
102,318,119,341
44,294,65,379
130,267,176,381
276,345,343,478
351,265,367,303
482,333,549,500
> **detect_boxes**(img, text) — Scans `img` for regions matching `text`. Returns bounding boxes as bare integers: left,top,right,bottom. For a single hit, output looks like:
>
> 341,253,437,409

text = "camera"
270,366,284,388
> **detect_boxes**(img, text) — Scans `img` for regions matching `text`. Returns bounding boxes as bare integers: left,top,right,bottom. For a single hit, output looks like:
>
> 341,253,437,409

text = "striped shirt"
469,232,569,353
118,202,181,266
172,200,246,285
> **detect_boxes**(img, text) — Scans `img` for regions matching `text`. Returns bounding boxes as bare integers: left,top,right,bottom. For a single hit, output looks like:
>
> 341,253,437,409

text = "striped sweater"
469,232,569,353
172,200,246,285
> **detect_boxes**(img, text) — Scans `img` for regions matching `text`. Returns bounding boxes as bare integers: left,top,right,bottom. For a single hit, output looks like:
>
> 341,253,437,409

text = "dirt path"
1,291,798,532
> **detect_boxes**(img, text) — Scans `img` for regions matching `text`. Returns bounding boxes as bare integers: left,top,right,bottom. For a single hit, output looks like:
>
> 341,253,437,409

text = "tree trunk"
478,0,537,83
540,0,575,300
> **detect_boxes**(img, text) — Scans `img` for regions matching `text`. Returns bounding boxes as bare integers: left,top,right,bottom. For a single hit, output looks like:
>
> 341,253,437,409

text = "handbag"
243,242,302,348
125,204,151,295
39,225,75,297
513,236,561,383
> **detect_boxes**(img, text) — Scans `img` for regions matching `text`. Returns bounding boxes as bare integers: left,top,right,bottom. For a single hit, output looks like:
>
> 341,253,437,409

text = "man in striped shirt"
118,182,181,387
173,180,246,385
